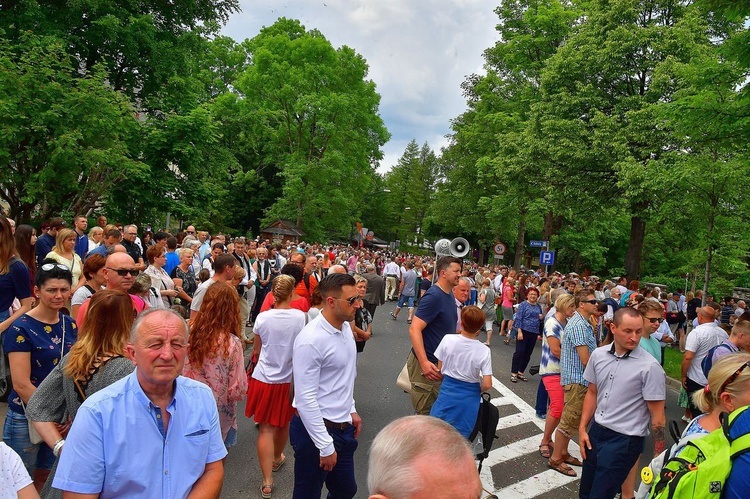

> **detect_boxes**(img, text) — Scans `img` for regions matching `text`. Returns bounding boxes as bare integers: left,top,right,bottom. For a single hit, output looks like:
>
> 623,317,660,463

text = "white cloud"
222,1,499,173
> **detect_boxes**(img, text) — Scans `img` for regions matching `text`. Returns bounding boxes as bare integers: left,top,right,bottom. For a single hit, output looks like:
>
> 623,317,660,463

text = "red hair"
187,283,241,366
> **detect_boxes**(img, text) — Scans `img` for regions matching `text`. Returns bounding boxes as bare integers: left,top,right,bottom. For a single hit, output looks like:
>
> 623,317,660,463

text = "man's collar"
130,370,178,409
608,341,636,359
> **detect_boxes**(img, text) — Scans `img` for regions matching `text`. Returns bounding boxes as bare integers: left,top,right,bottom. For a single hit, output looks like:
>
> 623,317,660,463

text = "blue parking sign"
540,251,555,265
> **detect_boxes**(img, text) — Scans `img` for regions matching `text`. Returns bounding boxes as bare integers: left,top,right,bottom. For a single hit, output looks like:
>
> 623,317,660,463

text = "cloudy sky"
222,1,500,173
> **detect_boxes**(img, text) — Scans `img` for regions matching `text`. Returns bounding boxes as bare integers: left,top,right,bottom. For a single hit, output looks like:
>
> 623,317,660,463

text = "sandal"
406,319,412,324
516,373,528,382
538,443,552,459
548,458,577,477
510,374,518,383
561,453,583,467
261,484,273,499
503,338,511,345
272,455,286,472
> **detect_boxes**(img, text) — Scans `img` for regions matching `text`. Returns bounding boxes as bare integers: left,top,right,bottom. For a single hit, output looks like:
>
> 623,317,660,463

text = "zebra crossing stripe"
480,376,581,497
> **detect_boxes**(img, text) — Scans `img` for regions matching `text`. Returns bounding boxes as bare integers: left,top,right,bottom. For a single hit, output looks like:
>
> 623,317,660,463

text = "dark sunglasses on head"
719,361,750,394
106,267,139,277
41,263,70,272
648,317,664,324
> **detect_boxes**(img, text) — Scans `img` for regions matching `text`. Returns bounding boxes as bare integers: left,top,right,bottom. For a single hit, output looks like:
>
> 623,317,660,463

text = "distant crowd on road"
2,211,750,498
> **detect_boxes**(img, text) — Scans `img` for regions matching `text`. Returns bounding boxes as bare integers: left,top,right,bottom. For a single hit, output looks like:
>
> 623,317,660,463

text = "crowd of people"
2,212,750,498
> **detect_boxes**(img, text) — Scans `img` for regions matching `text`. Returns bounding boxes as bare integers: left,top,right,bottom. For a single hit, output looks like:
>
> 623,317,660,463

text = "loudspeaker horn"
450,237,470,258
434,238,452,256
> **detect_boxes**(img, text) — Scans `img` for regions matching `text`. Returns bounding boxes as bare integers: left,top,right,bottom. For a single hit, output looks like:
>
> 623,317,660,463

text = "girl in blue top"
3,259,77,489
511,287,543,383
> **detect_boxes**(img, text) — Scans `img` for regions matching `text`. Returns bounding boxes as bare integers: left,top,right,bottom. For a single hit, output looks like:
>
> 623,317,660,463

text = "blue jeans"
579,422,644,499
396,294,414,308
224,426,238,449
3,409,55,475
290,415,358,499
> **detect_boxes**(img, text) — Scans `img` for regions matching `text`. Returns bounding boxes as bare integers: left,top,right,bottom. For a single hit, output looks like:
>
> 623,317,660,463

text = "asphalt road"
0,299,684,499
222,300,685,499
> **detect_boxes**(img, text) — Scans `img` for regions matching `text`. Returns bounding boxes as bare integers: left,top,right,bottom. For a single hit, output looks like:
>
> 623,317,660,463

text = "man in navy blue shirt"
407,255,461,415
73,215,89,260
35,217,65,268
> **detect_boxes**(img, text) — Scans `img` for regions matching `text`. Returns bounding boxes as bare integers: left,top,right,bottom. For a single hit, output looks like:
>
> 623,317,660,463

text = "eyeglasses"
337,295,362,306
585,300,598,305
40,263,70,272
106,267,139,277
647,317,664,324
719,361,750,394
125,232,137,236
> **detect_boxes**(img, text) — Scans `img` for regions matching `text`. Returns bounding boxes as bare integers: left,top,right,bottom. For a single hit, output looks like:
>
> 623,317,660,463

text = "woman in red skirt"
246,274,307,498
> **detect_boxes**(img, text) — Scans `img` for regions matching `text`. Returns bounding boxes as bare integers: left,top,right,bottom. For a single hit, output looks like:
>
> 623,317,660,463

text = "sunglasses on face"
585,299,598,305
337,295,362,306
106,267,139,277
41,263,70,272
648,317,664,324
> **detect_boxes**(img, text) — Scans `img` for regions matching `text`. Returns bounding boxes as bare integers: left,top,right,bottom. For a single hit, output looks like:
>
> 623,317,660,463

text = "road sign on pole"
540,251,555,266
493,242,507,256
530,240,548,248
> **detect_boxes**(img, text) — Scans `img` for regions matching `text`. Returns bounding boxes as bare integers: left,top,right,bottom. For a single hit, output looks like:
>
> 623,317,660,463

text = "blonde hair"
54,228,77,254
692,352,750,413
272,274,295,303
554,293,575,313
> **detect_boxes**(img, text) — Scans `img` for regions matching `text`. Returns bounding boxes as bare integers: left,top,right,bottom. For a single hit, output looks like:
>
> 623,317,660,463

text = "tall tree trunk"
513,207,527,270
702,206,716,306
624,215,646,280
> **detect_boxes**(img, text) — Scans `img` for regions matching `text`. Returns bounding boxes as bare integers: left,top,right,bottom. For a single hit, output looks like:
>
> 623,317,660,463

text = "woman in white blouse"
143,245,179,308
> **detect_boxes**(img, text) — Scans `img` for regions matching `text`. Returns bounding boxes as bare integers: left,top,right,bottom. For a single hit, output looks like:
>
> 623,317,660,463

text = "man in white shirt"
383,257,401,301
291,273,363,499
190,254,236,322
681,306,729,418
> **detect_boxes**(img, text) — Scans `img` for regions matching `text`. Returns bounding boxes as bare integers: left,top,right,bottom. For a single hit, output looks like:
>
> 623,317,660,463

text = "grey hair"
175,247,193,258
129,308,189,344
367,415,472,497
458,276,473,286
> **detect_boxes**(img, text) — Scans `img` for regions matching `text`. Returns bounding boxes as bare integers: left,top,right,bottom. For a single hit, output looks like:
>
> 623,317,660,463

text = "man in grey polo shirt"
578,307,666,499
391,261,418,323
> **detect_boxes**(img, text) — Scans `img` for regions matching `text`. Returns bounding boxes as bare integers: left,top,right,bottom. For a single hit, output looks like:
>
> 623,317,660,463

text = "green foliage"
226,19,390,241
0,34,144,221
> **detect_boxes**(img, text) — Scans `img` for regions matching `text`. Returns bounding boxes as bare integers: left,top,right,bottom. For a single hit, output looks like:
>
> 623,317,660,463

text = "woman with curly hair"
182,283,247,450
246,274,307,499
26,289,134,499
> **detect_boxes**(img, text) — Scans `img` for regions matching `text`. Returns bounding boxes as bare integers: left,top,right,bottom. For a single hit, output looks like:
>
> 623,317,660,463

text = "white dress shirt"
293,314,357,457
383,262,400,277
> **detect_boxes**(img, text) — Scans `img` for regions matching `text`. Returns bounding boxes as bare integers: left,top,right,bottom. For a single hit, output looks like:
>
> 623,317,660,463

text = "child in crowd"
429,305,493,438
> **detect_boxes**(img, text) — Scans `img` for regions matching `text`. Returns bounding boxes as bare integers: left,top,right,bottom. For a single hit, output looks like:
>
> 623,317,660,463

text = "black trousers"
685,376,704,419
511,330,538,374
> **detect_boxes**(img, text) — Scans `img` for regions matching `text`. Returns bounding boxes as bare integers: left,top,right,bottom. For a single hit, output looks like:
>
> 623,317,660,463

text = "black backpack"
468,392,499,473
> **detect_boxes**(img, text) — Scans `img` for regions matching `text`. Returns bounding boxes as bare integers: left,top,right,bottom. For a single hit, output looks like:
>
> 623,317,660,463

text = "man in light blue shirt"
53,309,226,498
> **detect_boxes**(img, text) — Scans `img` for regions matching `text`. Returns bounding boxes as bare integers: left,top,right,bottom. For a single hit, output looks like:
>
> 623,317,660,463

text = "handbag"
396,362,411,393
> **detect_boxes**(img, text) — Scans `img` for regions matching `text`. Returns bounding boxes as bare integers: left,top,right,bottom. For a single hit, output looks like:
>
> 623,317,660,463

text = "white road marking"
479,376,581,497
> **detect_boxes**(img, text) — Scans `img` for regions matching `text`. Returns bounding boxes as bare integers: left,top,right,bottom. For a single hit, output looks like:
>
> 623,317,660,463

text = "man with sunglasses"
578,307,666,499
291,273,363,499
75,253,148,327
636,300,668,364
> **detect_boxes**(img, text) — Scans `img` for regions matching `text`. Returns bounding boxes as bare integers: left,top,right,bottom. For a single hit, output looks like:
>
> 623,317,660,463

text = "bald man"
328,264,347,274
367,416,481,499
54,309,225,497
681,306,729,418
75,253,148,327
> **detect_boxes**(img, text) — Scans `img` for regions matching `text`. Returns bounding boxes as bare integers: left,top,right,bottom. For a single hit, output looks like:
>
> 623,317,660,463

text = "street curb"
666,376,682,392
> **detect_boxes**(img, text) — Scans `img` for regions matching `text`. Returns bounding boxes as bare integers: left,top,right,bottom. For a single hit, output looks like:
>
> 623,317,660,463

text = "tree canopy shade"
0,35,143,221
222,18,390,241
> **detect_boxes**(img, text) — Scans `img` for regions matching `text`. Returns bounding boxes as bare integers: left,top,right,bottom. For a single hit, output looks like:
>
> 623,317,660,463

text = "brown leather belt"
323,419,352,430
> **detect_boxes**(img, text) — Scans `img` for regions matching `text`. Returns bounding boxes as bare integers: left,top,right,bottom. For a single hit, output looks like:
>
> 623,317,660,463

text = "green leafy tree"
226,18,390,241
0,35,143,221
